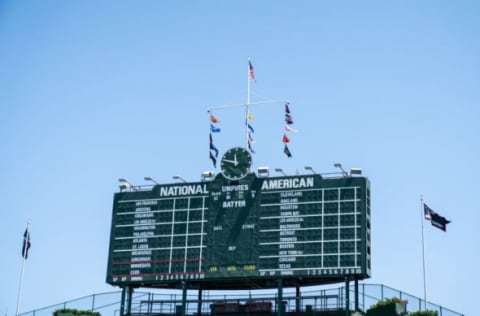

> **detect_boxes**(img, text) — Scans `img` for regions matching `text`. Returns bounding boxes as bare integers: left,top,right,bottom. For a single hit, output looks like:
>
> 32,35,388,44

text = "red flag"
282,134,290,143
210,113,220,124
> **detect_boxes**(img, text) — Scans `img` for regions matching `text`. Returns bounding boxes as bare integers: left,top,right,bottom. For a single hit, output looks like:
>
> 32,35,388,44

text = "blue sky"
1,1,478,315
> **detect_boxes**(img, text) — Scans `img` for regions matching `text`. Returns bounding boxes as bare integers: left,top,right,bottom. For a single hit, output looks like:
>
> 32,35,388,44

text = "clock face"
220,147,252,180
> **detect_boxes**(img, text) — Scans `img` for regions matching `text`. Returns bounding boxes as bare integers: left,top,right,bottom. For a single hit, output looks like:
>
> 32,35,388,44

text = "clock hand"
233,154,238,166
223,159,237,164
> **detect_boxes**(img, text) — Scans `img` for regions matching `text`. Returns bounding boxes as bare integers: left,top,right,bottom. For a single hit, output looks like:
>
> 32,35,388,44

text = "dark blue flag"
22,228,31,259
424,203,451,232
284,144,292,158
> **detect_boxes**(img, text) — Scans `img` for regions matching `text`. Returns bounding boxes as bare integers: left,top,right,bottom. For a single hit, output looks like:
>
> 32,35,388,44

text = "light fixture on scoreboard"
118,178,138,192
304,166,323,178
274,168,287,176
257,166,269,177
144,176,160,185
201,171,215,181
334,163,348,177
172,175,187,183
350,168,362,176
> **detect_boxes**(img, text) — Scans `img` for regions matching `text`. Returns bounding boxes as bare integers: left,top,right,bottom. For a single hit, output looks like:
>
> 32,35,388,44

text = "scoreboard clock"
220,147,252,180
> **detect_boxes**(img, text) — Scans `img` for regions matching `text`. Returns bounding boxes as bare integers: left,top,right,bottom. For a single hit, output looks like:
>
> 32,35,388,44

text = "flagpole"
420,196,428,310
246,57,251,149
16,222,30,316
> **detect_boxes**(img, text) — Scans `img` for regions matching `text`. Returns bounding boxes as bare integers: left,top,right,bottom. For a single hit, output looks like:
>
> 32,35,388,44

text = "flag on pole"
424,203,432,220
248,140,255,154
210,124,221,133
210,113,220,124
22,228,31,259
283,144,292,158
248,131,254,143
249,60,256,82
210,141,219,157
209,151,217,168
285,125,298,133
285,113,294,125
424,203,451,232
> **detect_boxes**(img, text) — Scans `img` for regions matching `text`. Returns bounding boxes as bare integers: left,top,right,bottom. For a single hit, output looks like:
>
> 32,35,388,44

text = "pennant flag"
249,60,256,82
22,228,31,259
210,113,220,124
209,151,217,168
285,102,291,114
424,203,451,232
210,142,219,157
248,113,254,121
210,124,221,133
283,144,292,158
285,125,298,133
247,123,255,133
285,113,294,125
282,134,290,143
248,131,254,142
248,140,255,153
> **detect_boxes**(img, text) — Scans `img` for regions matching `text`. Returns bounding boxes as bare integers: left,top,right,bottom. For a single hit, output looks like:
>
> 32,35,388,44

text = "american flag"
249,60,256,82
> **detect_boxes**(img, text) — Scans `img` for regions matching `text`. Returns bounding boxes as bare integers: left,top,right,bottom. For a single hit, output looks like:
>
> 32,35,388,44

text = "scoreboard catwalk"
106,173,371,288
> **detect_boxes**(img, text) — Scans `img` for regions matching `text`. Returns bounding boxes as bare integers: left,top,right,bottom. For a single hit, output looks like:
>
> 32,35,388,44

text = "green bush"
368,297,407,310
408,311,438,316
53,308,100,316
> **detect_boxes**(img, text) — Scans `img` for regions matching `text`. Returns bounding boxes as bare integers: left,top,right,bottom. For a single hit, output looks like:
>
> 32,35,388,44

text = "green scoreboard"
106,172,371,288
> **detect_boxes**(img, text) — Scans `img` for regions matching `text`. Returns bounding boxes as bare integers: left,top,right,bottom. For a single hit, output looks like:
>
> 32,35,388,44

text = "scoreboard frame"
106,173,371,289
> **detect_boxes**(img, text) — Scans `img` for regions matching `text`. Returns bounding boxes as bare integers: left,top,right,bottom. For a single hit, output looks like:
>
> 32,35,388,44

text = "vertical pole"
277,279,283,316
246,57,251,149
421,195,428,310
362,283,365,311
345,278,350,316
15,255,26,316
295,284,300,312
197,288,202,316
182,282,187,316
16,222,30,316
148,293,152,315
127,286,133,316
91,293,96,311
354,277,359,312
120,287,126,316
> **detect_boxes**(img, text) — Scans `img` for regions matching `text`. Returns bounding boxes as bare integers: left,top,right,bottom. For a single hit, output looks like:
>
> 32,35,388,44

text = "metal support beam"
355,277,359,311
197,288,202,316
126,286,133,316
120,287,126,316
295,284,301,312
345,278,350,316
277,279,283,316
182,282,187,316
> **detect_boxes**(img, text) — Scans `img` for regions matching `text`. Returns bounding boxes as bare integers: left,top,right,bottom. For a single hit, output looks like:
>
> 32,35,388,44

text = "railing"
19,283,463,316
354,284,464,316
